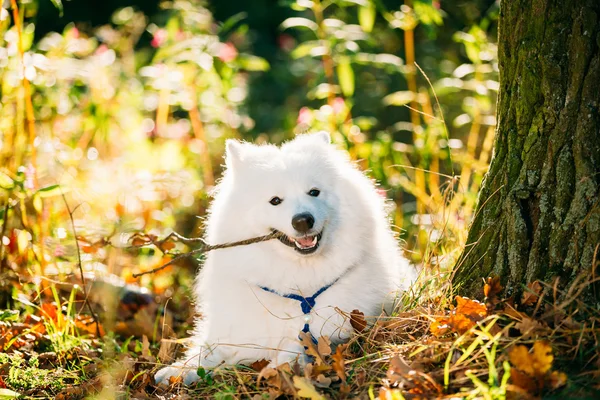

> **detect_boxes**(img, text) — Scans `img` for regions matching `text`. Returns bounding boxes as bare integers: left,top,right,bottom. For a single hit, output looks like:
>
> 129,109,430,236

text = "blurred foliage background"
0,0,498,352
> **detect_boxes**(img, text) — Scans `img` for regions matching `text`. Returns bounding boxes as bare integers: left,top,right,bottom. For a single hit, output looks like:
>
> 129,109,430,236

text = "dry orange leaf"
332,344,347,382
350,309,367,332
509,341,553,377
159,240,176,252
131,236,149,247
521,281,543,306
548,371,568,390
430,296,487,336
250,359,270,372
508,341,566,393
40,303,58,322
168,375,183,385
484,276,503,299
455,296,487,318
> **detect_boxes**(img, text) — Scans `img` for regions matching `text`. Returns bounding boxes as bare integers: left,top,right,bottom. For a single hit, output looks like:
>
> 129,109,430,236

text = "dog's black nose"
292,212,315,232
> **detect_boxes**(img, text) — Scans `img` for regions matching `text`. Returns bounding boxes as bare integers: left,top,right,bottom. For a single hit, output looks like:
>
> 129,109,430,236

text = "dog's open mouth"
272,230,323,255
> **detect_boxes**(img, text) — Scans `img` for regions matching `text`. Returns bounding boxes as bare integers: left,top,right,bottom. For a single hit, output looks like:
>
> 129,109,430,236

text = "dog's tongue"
296,236,314,247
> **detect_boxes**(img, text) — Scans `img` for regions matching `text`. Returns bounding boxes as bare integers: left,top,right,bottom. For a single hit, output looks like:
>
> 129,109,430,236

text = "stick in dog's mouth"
271,229,323,255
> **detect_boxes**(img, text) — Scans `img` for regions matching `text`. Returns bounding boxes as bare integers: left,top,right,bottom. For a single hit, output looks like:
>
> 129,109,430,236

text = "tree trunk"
453,0,600,300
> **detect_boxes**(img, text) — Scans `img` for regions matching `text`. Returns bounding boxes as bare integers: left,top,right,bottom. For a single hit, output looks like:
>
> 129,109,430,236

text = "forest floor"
1,262,599,400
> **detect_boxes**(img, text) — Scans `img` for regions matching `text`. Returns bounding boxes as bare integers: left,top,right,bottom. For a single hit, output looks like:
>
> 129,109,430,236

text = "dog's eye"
269,196,283,206
308,188,320,197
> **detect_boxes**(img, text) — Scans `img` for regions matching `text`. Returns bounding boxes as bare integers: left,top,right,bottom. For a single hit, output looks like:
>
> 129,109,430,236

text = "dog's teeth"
294,241,303,249
311,236,317,245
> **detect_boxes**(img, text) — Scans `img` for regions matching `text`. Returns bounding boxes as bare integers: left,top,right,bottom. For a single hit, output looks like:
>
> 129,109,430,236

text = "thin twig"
414,61,454,175
60,190,101,336
132,231,284,278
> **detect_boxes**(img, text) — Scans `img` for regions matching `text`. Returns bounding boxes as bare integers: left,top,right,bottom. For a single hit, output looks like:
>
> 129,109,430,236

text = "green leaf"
36,184,65,198
218,12,247,40
237,54,270,71
0,171,14,190
336,56,355,97
0,310,19,321
414,0,443,26
307,83,340,100
340,0,369,6
358,3,376,33
281,17,318,32
0,388,21,399
49,0,64,17
354,52,404,67
291,0,315,11
383,91,415,106
290,41,326,59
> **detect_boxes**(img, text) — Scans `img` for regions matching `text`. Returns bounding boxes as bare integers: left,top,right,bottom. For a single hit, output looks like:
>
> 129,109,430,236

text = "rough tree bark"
453,0,600,299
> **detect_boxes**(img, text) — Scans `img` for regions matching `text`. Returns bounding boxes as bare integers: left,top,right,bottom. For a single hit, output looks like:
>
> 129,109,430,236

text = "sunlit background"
0,0,498,394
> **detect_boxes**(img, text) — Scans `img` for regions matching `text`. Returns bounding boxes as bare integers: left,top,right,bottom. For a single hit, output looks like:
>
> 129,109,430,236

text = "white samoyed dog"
155,131,414,385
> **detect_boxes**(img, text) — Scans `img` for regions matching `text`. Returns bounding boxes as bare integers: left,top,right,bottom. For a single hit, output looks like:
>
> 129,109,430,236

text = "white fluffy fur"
155,132,414,385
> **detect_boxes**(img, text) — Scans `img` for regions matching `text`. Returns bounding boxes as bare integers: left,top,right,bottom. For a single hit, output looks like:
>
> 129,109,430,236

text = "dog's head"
220,132,338,258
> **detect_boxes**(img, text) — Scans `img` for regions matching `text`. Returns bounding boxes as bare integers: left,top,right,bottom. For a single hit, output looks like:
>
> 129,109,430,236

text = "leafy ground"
1,249,600,399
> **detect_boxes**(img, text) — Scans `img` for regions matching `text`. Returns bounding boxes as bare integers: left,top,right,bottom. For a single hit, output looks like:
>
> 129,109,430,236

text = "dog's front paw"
155,363,199,386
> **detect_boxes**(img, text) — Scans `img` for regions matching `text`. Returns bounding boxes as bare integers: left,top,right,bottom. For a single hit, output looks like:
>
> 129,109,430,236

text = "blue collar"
259,279,339,337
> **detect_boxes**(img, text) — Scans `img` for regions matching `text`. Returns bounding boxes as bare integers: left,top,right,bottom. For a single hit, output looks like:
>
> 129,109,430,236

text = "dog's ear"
313,131,331,144
225,139,245,170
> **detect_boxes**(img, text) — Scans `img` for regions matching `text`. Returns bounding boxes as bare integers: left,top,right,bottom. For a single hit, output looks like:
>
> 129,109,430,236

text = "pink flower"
95,44,108,55
332,97,345,115
24,164,35,191
54,245,66,258
277,34,295,52
297,107,313,125
151,29,168,48
218,42,238,63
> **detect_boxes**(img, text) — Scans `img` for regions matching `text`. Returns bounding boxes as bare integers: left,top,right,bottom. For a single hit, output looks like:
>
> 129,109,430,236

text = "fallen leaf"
293,376,325,400
159,240,176,252
521,281,543,306
141,335,151,357
484,276,503,301
315,374,332,388
40,303,58,322
509,341,562,394
299,331,325,365
332,344,347,382
131,236,149,247
250,359,270,372
350,309,367,332
430,319,451,337
157,325,178,363
509,345,537,376
530,341,553,375
548,371,567,390
509,367,538,392
257,365,295,396
430,297,488,336
317,336,332,356
455,296,487,318
515,317,545,339
168,375,183,385
386,355,412,385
